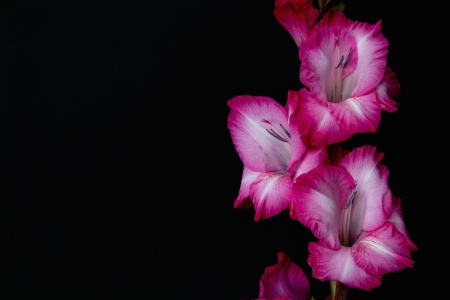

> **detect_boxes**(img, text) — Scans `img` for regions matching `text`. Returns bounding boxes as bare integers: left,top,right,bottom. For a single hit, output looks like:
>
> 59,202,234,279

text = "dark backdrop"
3,0,430,299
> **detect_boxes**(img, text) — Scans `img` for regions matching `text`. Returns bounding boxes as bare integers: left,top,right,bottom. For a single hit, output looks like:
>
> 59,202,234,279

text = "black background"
3,0,431,299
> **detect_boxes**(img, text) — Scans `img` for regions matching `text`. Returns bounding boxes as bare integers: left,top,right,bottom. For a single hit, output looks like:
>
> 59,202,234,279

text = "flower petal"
293,165,355,250
227,95,291,173
285,92,308,174
352,222,415,278
376,67,401,112
250,172,293,221
259,252,310,300
285,92,328,177
290,89,351,147
273,0,319,48
234,167,260,209
388,196,418,251
307,241,381,290
346,18,388,96
337,146,392,237
292,146,328,181
329,91,381,134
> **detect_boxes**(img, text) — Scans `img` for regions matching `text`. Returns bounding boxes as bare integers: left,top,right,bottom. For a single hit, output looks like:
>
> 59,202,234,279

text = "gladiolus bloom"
227,95,327,221
291,10,400,147
291,145,415,290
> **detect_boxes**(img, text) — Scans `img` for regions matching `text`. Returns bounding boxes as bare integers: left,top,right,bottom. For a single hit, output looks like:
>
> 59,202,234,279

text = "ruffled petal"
234,167,260,209
285,93,308,174
307,241,381,290
376,67,401,112
273,0,319,48
337,146,392,234
259,252,310,300
250,172,293,221
292,146,328,181
327,11,388,96
329,91,381,134
292,165,355,250
290,89,351,147
388,196,418,251
352,222,415,278
227,95,291,173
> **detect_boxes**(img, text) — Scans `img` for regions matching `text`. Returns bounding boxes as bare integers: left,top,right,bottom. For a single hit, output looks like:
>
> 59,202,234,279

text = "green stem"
330,281,337,300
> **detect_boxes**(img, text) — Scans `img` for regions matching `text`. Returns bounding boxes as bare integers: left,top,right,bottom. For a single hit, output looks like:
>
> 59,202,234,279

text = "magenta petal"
338,146,392,233
227,95,291,173
285,94,308,174
316,10,353,29
234,167,260,209
250,173,292,221
292,146,328,181
273,0,319,48
290,89,351,147
388,196,418,251
259,252,310,300
293,165,354,250
329,92,381,134
352,223,415,278
307,241,381,290
376,67,401,112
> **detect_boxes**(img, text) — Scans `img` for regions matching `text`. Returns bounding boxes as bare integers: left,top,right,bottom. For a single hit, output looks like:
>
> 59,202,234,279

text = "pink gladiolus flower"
291,10,400,147
227,95,327,221
291,145,416,290
253,252,311,300
273,0,320,48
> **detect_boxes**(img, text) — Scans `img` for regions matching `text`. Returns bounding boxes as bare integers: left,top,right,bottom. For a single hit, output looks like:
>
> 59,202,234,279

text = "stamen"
345,186,357,209
279,124,291,138
266,129,288,142
335,55,344,69
342,48,352,68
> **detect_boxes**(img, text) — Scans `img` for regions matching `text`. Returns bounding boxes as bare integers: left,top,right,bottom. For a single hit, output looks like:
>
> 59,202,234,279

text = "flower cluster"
227,1,416,299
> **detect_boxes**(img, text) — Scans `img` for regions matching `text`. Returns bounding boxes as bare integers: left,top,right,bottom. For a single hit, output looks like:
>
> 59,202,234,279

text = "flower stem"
335,281,350,300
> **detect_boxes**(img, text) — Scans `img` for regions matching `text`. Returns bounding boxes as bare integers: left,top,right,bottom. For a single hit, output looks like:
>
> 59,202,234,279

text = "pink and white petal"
259,252,310,300
273,0,319,48
338,146,392,233
352,222,415,277
250,172,293,221
291,146,328,181
299,27,357,99
290,89,351,147
307,241,381,290
345,19,389,96
293,165,354,250
234,167,261,209
376,67,401,112
388,196,418,251
285,94,308,174
227,95,291,173
329,92,381,134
